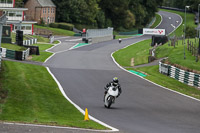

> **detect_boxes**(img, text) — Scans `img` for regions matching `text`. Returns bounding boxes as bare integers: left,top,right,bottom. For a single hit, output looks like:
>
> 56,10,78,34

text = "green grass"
32,35,50,43
31,43,54,62
113,39,151,66
0,61,106,129
53,40,60,44
113,38,200,100
35,25,75,36
156,39,200,71
151,13,162,28
1,43,27,51
160,9,196,37
134,66,200,100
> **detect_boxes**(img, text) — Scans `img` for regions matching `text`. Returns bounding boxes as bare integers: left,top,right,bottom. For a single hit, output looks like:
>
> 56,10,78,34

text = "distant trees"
20,0,163,30
162,0,200,11
51,0,163,30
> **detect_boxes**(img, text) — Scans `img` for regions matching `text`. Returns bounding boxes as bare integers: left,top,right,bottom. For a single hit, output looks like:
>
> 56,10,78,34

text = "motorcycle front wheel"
107,96,114,108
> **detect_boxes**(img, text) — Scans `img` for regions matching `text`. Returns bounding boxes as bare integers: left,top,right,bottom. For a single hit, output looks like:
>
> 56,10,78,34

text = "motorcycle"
104,85,119,108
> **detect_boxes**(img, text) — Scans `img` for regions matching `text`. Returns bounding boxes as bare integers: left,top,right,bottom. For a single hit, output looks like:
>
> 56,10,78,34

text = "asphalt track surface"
1,11,200,133
44,11,200,133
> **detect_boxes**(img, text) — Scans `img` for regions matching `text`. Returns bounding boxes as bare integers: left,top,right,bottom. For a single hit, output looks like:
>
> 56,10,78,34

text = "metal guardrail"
0,14,8,24
159,60,200,88
0,13,8,69
1,47,30,60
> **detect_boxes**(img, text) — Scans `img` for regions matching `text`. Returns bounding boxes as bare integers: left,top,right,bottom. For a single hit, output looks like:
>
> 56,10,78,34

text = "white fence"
23,38,37,46
159,60,200,88
22,48,30,60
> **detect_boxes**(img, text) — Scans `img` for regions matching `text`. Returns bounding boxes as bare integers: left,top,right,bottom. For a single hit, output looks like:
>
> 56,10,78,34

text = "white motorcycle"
104,85,119,108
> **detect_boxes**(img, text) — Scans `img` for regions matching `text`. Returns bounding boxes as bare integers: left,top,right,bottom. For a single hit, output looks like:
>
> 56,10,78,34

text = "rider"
104,77,122,99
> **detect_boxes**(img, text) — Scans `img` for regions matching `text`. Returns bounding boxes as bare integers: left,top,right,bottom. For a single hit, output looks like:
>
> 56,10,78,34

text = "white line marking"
44,39,119,132
166,12,183,35
45,40,61,53
112,52,200,102
54,36,70,40
44,53,55,63
171,24,175,28
154,13,163,29
2,122,115,132
65,38,82,42
46,67,119,132
111,36,200,103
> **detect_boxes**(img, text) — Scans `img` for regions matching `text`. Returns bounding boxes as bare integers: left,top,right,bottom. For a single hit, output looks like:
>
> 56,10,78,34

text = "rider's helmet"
113,77,119,86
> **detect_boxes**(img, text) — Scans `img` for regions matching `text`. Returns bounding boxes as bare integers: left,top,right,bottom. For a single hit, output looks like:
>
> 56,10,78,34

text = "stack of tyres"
15,51,23,60
6,49,15,59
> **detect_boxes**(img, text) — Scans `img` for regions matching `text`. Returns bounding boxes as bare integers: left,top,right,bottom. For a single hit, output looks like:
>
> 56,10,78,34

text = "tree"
52,0,99,25
52,0,162,30
99,0,136,29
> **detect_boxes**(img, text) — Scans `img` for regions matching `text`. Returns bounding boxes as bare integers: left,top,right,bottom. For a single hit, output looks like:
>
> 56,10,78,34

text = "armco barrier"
1,47,30,60
6,49,15,59
159,61,200,88
1,48,6,57
22,48,30,60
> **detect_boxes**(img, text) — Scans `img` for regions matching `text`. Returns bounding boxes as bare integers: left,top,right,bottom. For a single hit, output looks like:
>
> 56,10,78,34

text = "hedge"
49,23,74,31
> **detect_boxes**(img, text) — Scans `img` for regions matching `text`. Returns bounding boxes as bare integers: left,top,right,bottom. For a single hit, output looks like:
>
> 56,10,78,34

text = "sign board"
143,28,165,36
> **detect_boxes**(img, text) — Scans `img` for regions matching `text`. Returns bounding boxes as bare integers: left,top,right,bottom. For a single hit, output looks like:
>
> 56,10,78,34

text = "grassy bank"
31,43,54,62
113,36,200,100
150,13,162,28
156,39,200,71
135,66,200,99
1,43,26,51
113,39,151,66
0,61,106,129
34,25,75,36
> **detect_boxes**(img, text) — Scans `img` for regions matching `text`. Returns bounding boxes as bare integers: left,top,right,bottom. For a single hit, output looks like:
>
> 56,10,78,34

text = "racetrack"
44,11,200,133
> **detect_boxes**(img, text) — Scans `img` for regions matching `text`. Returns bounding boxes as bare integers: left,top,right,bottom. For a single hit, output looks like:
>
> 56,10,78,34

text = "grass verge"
150,13,162,28
156,39,200,71
34,25,75,36
31,43,54,62
1,43,26,51
134,66,200,100
32,35,50,43
113,37,200,100
113,39,151,66
0,61,106,129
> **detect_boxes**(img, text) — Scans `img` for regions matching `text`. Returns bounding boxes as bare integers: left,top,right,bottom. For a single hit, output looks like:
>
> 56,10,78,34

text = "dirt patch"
130,58,134,66
26,56,32,60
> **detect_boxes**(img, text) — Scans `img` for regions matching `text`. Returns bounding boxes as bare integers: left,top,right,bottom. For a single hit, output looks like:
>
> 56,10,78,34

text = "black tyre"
107,96,113,108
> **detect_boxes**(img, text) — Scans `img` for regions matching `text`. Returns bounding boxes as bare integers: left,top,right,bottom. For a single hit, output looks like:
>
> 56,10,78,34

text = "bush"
49,23,74,31
49,23,59,28
186,26,196,38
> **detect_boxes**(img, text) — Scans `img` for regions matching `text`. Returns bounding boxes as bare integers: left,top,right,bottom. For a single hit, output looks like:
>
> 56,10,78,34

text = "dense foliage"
51,0,163,30
162,0,200,11
19,0,162,30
